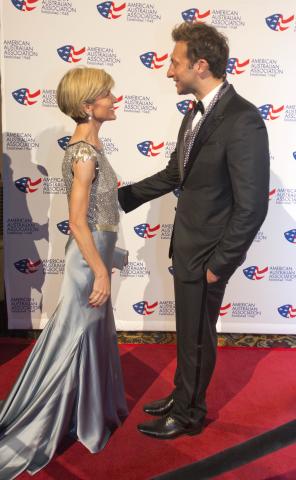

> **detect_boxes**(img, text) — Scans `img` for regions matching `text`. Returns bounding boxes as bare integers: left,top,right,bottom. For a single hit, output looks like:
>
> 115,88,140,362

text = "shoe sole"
137,426,203,440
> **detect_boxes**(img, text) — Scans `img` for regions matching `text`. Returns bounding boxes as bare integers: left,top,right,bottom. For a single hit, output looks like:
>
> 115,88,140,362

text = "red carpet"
1,339,296,479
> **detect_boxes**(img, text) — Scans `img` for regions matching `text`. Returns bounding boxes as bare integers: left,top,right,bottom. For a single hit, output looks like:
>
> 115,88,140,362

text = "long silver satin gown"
0,141,128,479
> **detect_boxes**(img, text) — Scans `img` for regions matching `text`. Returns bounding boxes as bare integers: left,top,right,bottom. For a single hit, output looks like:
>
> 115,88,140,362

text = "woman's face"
88,90,117,123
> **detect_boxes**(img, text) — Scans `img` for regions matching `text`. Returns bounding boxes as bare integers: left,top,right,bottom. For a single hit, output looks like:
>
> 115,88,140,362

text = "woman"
0,67,128,479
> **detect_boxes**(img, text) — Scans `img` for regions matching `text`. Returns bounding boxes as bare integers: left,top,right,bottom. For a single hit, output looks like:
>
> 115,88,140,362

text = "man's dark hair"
172,22,229,79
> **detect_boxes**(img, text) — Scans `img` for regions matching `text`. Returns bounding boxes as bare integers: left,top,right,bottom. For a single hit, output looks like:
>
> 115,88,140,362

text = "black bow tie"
193,100,205,115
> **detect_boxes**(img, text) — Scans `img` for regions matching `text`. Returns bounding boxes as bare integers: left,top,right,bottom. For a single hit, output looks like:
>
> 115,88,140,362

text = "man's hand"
206,269,220,284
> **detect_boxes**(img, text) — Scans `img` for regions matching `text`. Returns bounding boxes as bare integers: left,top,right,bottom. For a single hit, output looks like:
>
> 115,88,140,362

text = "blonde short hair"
56,67,114,123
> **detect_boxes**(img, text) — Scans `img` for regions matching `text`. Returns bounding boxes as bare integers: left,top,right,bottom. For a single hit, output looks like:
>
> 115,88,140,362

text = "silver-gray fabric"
0,142,127,479
62,141,119,227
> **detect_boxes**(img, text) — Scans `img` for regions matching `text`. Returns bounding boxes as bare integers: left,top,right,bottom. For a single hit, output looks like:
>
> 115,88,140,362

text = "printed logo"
226,58,250,75
57,220,70,235
123,95,157,114
120,262,150,278
14,258,41,274
182,8,210,23
278,304,296,318
250,59,283,78
284,229,296,245
12,88,41,105
254,230,267,243
293,151,296,160
15,177,42,193
176,99,195,115
258,104,284,120
133,300,158,315
58,136,71,150
6,132,39,150
57,45,86,63
97,1,126,19
243,266,269,280
114,95,123,110
11,0,39,11
134,223,160,238
140,51,168,69
11,297,40,313
211,9,245,29
219,303,232,316
265,13,294,31
284,105,296,122
7,218,40,235
137,140,164,157
4,40,38,60
269,188,296,205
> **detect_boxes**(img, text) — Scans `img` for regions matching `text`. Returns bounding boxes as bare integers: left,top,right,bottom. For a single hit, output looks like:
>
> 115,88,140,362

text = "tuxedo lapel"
181,86,236,186
177,112,192,181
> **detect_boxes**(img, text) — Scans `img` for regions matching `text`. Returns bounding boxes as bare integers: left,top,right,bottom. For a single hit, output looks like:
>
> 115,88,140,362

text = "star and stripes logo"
133,300,158,315
140,52,168,69
134,223,160,239
219,303,232,316
97,1,126,19
181,8,211,23
57,220,70,235
258,104,284,120
284,229,296,245
269,188,276,200
57,136,71,150
14,258,41,274
226,58,250,75
12,88,41,106
57,45,86,63
176,99,195,115
15,177,42,193
278,304,296,318
11,0,39,11
114,95,123,110
265,13,294,31
243,266,269,280
137,140,164,157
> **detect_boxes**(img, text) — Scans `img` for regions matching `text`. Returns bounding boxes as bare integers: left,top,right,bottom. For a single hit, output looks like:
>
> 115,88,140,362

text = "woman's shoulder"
66,140,99,164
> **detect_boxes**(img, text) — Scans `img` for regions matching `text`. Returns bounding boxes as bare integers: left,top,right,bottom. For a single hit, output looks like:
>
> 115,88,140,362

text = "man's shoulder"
227,87,260,116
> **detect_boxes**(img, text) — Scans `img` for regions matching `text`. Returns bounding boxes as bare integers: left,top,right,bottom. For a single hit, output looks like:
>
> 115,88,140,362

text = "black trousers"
171,272,227,425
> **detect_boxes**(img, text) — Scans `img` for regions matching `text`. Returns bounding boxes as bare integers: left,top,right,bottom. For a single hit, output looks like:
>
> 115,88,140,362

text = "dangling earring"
88,114,92,121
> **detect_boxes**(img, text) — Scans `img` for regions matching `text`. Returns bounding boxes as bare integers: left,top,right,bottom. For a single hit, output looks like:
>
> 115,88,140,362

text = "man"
119,22,270,440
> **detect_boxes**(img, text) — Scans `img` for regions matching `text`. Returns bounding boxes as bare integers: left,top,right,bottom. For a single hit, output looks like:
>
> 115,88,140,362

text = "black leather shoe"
143,394,174,416
137,414,204,439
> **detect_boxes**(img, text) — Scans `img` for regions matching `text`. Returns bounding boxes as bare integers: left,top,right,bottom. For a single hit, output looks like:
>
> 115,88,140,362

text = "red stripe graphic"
150,141,164,156
279,14,294,30
196,9,211,19
110,2,126,18
269,105,284,120
146,224,160,238
254,266,269,279
219,303,231,316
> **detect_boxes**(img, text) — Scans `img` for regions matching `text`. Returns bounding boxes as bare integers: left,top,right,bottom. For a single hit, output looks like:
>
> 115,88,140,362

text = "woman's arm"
69,158,110,307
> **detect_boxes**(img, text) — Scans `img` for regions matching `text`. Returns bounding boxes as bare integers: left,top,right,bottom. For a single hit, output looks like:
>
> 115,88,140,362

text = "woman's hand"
89,268,110,307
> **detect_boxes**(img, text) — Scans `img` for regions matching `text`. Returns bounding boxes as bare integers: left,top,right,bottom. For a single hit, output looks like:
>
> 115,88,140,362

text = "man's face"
167,41,197,95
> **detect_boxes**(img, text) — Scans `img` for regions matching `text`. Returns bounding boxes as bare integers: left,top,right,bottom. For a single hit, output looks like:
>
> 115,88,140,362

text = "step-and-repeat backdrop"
1,1,296,332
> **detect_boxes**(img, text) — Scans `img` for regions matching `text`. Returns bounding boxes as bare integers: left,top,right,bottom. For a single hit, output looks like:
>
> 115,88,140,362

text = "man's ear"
193,58,209,74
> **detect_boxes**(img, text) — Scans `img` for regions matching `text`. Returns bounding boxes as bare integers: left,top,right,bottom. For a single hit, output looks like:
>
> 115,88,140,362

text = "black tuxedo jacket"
118,85,270,282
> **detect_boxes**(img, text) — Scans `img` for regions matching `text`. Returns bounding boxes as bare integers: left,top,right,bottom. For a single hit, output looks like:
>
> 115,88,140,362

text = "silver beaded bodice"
62,141,119,227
